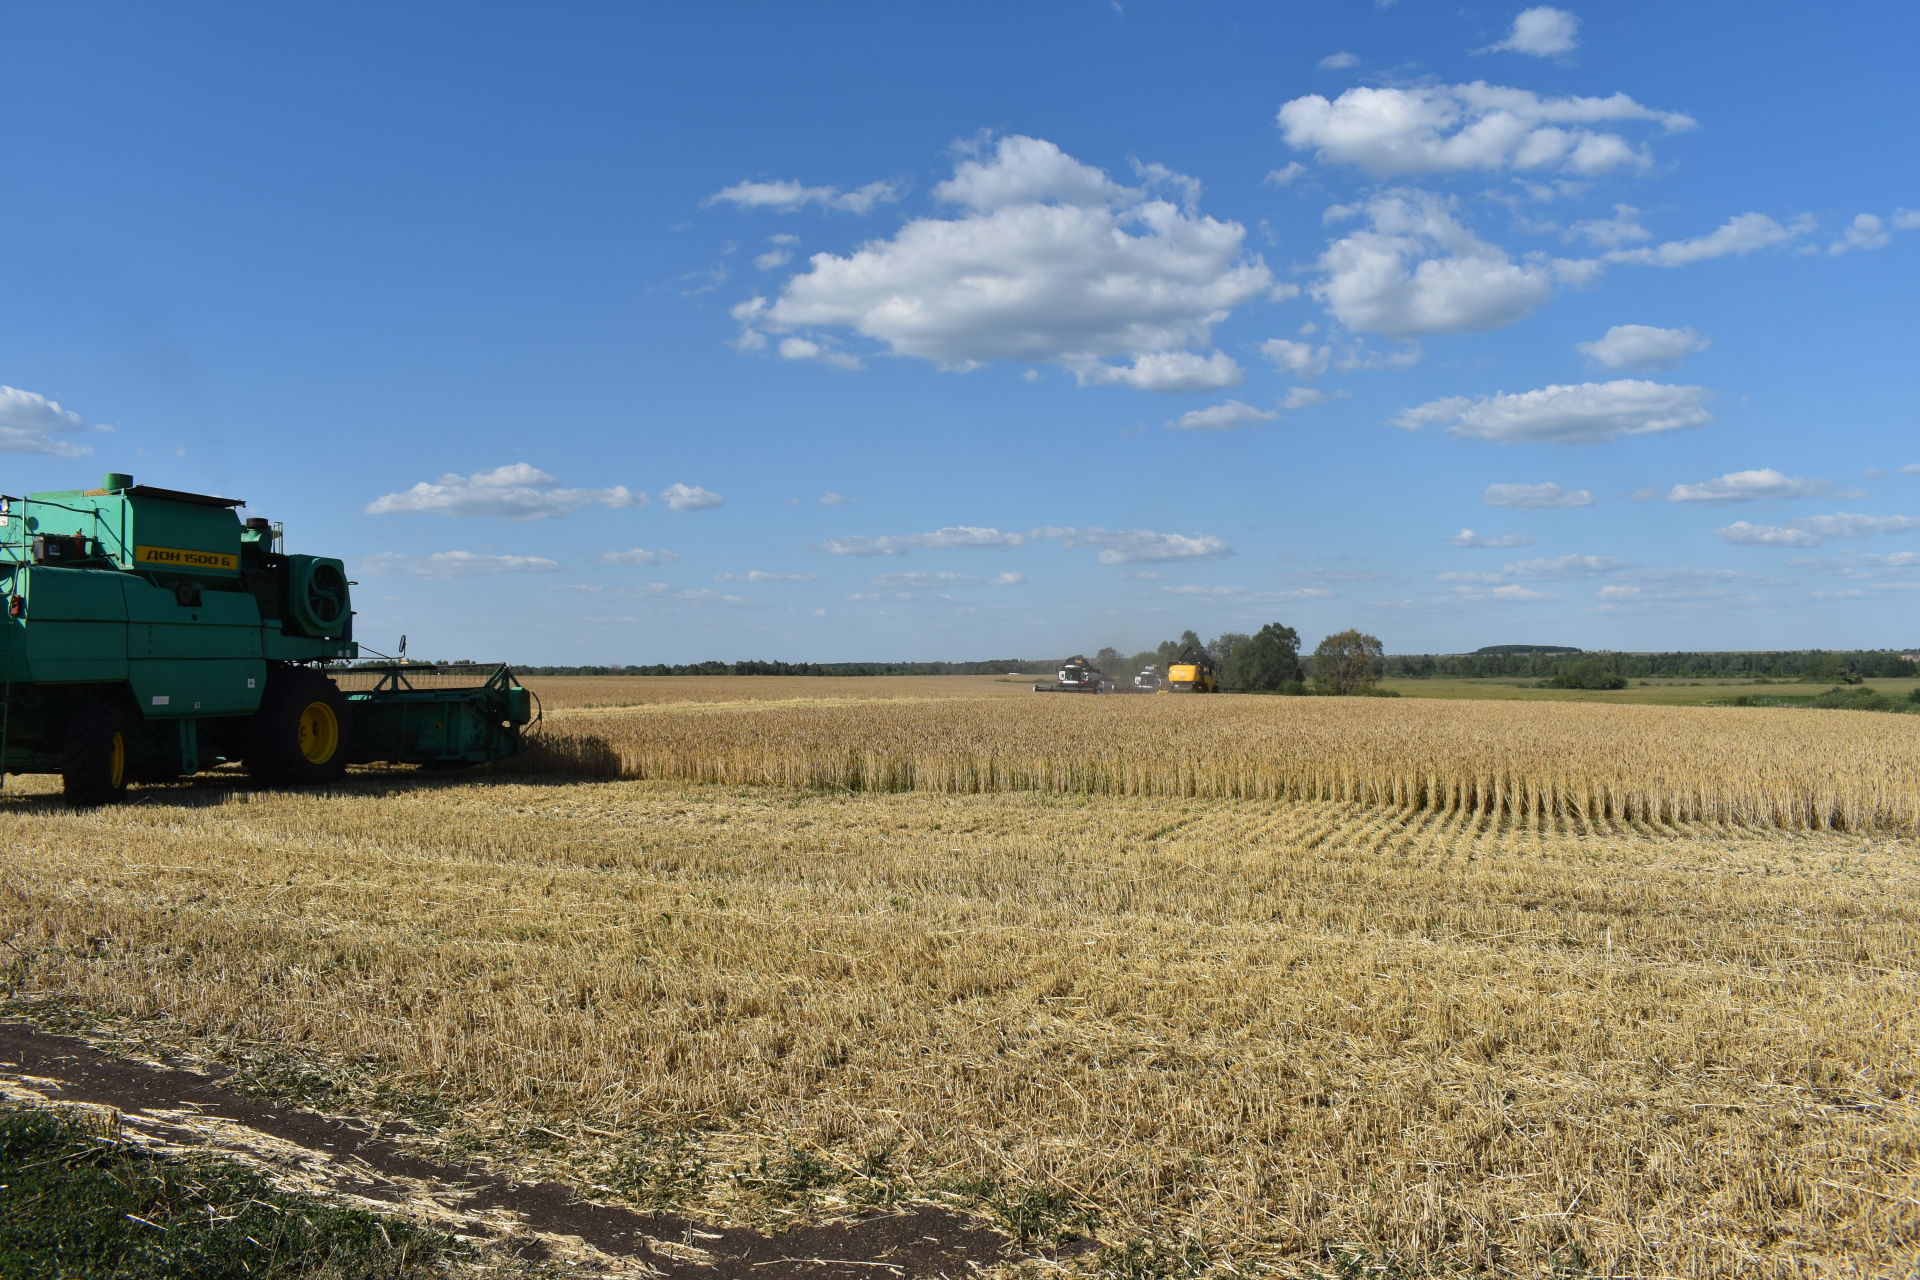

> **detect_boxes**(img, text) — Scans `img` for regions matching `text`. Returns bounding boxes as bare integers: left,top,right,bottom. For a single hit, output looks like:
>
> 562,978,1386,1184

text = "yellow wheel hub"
108,732,126,789
296,700,341,764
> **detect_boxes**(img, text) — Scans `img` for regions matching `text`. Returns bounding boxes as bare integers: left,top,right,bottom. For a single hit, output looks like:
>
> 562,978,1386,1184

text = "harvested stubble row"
524,695,1920,833
5,779,1917,1278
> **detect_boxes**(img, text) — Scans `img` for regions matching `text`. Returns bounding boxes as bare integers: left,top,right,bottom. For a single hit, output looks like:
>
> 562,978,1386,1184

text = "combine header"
1032,655,1113,694
0,473,534,802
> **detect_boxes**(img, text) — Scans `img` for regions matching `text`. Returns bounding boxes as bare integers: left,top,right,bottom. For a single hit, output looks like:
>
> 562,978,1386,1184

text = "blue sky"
3,1,1915,663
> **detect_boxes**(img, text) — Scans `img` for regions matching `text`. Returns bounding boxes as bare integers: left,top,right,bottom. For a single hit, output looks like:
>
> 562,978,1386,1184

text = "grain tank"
1,473,532,801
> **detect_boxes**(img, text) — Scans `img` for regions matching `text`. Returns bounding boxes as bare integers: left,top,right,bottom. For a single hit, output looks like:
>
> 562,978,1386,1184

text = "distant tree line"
502,647,1914,686
1090,626,1389,696
1384,649,1916,680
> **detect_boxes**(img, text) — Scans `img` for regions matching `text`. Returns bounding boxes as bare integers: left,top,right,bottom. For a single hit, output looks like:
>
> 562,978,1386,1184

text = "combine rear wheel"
62,700,131,805
249,669,350,785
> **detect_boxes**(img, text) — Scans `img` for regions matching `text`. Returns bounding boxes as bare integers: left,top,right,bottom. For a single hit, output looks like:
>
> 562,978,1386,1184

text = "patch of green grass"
225,1046,453,1130
1095,1236,1214,1280
942,1174,1100,1244
1715,686,1920,713
0,1103,460,1280
733,1142,839,1209
603,1128,711,1210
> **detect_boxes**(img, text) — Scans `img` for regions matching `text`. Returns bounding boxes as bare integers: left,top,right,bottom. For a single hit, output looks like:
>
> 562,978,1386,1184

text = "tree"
1209,632,1252,670
1093,646,1130,681
1800,651,1859,684
1311,630,1384,694
1547,658,1626,690
1154,630,1207,667
1221,623,1302,691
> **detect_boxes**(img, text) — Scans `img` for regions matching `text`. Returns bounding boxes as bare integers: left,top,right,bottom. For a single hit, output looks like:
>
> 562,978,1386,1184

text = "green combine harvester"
0,473,534,802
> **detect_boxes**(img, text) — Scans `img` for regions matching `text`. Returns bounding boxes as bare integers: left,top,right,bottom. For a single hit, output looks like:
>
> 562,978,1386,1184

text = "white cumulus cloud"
1282,386,1341,410
1483,481,1595,509
715,570,815,583
1826,212,1920,255
1277,82,1691,178
1578,324,1708,369
366,463,645,520
1714,522,1820,548
358,551,563,578
755,235,798,270
1452,529,1537,547
1393,380,1711,444
597,548,681,566
1035,526,1233,564
1260,338,1331,377
1314,192,1553,336
777,336,864,370
821,527,1028,556
707,178,902,214
1789,551,1920,580
935,135,1138,211
660,483,724,512
1167,399,1278,431
1074,349,1244,392
1159,585,1336,603
1565,204,1651,248
563,583,749,607
1436,583,1556,603
1503,553,1628,579
1488,6,1580,56
1667,469,1830,504
819,522,1232,564
745,135,1271,383
1319,51,1360,70
1603,212,1812,267
870,571,995,590
0,385,110,457
1717,512,1920,547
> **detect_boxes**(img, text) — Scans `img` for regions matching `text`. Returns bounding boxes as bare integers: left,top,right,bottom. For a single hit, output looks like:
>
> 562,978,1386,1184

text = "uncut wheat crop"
524,683,1920,834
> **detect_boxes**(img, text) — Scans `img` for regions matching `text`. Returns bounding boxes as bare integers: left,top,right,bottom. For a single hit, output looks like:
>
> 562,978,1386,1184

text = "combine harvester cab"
0,473,534,802
1163,645,1218,693
1131,664,1163,693
1032,655,1113,693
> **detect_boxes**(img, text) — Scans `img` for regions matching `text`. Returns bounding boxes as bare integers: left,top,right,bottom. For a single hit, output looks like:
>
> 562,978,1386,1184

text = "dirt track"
0,1022,1029,1278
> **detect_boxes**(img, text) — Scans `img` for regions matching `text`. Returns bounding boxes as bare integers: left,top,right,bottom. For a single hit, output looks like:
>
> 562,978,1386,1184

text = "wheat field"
3,677,1917,1277
525,678,1920,834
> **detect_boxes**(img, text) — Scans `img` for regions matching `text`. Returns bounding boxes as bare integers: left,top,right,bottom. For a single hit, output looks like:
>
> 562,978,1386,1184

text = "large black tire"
62,700,131,805
249,669,351,785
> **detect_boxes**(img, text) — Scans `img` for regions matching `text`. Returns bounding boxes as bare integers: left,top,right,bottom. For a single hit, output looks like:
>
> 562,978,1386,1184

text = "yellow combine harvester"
1163,645,1218,693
